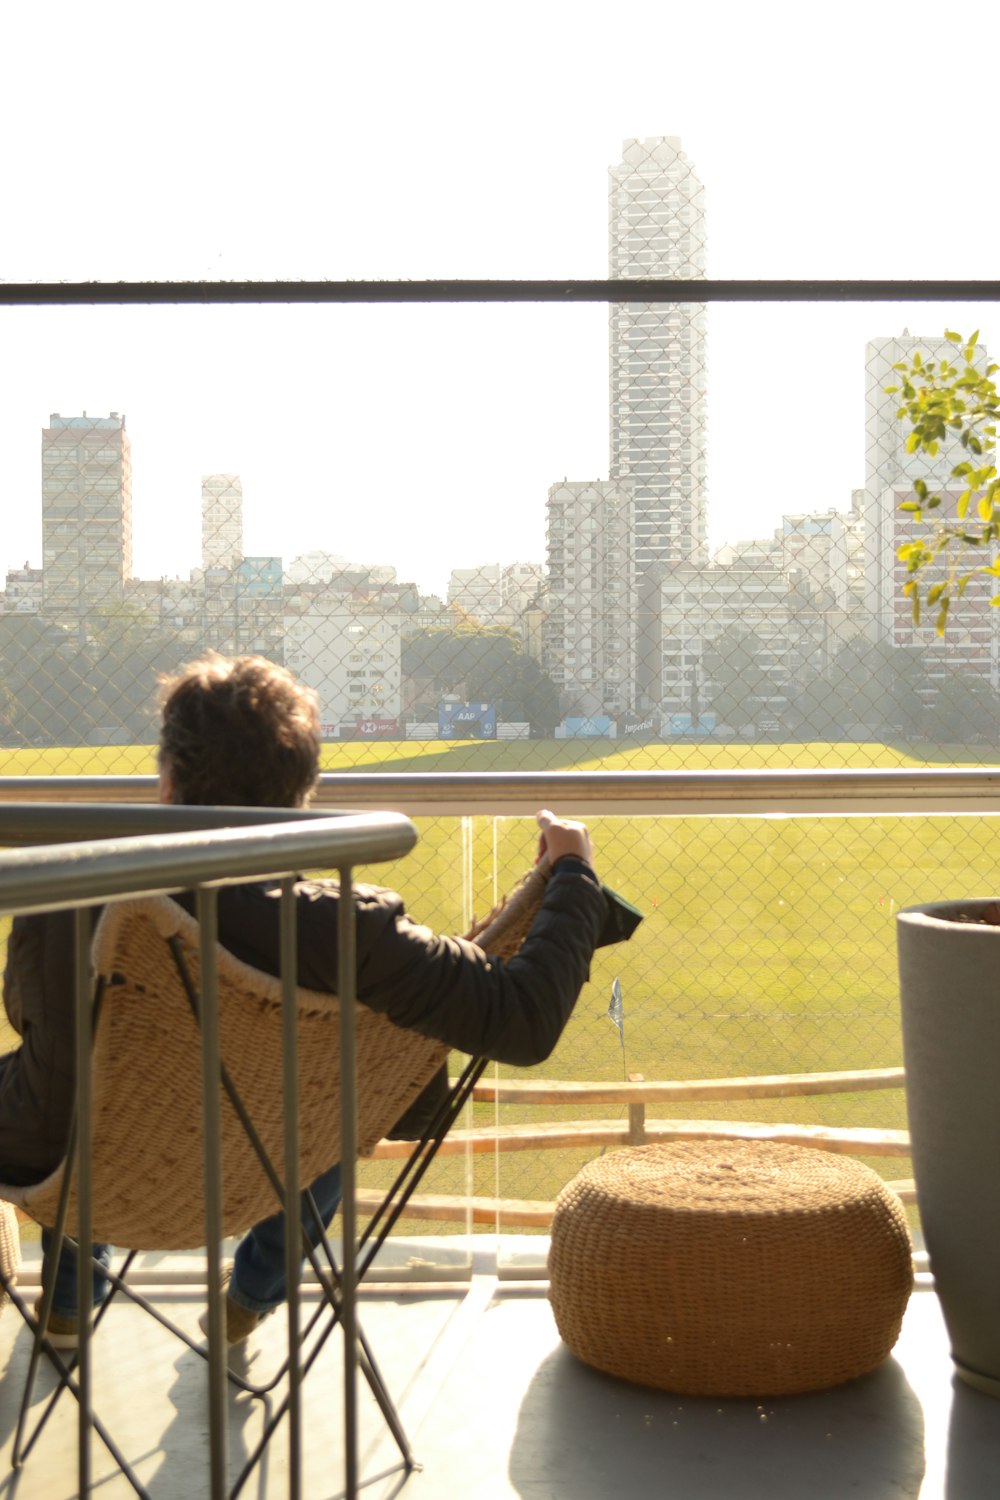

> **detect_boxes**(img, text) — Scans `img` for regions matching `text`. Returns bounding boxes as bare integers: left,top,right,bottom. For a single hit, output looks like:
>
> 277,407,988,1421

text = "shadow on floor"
945,1379,1000,1500
508,1347,926,1500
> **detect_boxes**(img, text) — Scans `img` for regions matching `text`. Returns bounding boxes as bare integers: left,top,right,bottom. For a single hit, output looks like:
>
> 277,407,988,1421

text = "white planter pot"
897,900,1000,1397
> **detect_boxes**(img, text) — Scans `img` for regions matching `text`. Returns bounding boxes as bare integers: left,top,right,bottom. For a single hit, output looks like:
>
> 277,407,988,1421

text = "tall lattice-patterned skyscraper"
201,473,244,571
41,411,132,627
609,136,707,567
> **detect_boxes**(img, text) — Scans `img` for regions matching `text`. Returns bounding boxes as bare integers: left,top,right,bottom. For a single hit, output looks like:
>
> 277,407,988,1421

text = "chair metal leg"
11,1121,80,1468
359,1056,489,1272
5,1060,485,1498
15,1256,132,1465
4,1269,151,1498
229,1290,416,1500
235,1060,490,1493
167,935,480,1497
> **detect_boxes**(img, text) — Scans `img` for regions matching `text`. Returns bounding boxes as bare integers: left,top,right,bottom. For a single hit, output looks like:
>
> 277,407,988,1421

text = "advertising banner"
559,715,615,738
358,717,400,738
667,712,718,735
620,713,661,737
438,702,497,739
342,717,400,739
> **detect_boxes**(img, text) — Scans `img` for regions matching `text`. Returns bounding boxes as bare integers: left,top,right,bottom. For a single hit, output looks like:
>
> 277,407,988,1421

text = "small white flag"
608,976,624,1041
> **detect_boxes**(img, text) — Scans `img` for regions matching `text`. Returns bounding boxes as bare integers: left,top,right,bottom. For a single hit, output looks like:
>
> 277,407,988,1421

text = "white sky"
4,0,1000,597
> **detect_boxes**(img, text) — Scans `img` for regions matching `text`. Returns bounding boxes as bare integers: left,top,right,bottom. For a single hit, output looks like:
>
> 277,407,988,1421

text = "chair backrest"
16,894,449,1249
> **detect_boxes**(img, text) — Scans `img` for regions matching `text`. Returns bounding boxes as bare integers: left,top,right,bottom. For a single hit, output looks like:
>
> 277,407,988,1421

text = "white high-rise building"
500,562,545,618
865,333,1000,683
609,136,708,568
447,562,545,625
286,550,352,585
41,412,132,626
284,602,403,729
201,474,244,570
447,565,503,621
542,481,635,717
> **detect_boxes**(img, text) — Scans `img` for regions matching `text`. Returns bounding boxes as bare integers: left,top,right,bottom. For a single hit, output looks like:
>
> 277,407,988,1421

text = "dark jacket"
0,858,605,1186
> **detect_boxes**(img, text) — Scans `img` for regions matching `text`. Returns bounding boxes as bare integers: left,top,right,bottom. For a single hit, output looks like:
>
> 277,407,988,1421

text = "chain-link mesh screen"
4,141,1000,1254
350,809,987,1245
5,156,1000,766
0,805,979,1249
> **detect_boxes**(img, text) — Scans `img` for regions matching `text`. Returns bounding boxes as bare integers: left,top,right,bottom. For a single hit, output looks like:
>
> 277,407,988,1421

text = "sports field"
4,733,996,779
3,738,996,1225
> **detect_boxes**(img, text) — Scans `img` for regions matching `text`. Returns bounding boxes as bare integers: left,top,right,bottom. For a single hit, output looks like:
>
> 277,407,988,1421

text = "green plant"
888,330,1000,634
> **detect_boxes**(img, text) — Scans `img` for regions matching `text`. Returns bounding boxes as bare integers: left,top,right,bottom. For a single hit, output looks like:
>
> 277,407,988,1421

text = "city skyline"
4,325,991,739
8,315,988,611
7,309,996,603
5,4,1000,598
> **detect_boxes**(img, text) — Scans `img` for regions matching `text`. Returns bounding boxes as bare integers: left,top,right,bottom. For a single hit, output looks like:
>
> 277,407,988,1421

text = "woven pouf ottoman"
548,1140,912,1397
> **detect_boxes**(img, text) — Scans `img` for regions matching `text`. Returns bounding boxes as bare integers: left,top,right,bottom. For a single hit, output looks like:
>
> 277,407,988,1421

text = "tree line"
0,612,188,746
4,611,995,748
701,627,999,742
401,625,560,733
0,617,564,746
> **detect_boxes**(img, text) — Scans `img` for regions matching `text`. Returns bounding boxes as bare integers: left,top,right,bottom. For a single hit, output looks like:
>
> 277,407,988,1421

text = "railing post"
74,907,93,1498
628,1073,646,1145
0,807,418,1500
338,864,359,1500
196,887,227,1500
280,877,302,1500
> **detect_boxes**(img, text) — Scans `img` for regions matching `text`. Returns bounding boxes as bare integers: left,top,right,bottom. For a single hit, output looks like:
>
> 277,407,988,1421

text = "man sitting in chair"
1,653,608,1349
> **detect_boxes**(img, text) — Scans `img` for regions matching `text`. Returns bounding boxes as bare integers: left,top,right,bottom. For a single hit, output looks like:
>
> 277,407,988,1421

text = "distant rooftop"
47,411,124,428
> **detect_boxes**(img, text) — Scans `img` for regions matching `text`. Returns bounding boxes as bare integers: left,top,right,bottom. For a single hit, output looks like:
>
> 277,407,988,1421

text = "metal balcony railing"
2,765,1000,814
0,800,417,1500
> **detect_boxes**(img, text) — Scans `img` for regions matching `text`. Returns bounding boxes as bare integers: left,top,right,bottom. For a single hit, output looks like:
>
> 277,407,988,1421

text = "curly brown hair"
158,653,320,808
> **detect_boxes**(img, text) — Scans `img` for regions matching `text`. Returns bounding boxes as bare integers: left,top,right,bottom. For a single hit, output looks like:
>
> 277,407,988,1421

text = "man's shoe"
199,1268,271,1348
33,1299,81,1352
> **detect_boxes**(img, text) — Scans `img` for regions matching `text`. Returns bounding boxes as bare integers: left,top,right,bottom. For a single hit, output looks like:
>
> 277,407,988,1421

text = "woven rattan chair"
0,862,550,1496
0,1201,19,1318
0,892,456,1495
6,894,450,1246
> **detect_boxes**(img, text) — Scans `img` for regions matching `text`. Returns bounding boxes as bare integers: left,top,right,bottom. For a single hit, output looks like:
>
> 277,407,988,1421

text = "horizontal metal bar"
4,768,1000,817
3,279,1000,306
0,799,357,842
0,777,160,807
472,1067,907,1105
0,809,416,916
306,768,1000,817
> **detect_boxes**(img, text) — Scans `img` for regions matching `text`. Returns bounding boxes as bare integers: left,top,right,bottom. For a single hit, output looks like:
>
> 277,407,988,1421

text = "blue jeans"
42,1230,111,1318
47,1163,343,1318
229,1162,343,1314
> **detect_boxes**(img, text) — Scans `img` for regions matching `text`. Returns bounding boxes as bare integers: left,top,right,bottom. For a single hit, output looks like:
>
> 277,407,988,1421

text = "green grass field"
4,738,996,1230
5,734,998,779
